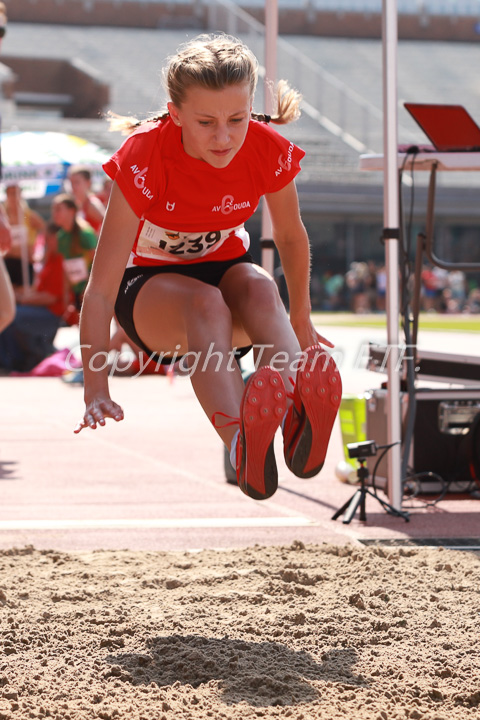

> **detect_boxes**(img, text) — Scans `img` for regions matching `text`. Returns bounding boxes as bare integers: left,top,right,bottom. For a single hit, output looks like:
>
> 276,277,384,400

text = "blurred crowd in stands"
310,260,480,315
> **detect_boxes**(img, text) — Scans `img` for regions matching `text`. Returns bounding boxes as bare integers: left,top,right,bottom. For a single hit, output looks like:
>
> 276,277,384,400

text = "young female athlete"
74,33,342,501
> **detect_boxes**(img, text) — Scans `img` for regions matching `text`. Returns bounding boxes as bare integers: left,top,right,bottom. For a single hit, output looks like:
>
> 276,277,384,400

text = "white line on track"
0,517,318,531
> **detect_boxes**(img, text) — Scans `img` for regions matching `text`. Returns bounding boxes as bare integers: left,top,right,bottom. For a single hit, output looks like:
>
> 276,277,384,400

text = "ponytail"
106,110,169,136
252,80,302,125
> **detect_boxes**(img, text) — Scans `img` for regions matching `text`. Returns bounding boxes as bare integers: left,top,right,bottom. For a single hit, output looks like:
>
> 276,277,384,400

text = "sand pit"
0,542,479,720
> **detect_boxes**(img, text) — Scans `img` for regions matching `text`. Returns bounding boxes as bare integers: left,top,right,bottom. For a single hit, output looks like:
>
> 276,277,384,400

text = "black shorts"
114,253,255,364
4,257,34,287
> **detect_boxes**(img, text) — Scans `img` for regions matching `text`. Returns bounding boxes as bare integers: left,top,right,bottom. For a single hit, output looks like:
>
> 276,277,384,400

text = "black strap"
382,228,400,240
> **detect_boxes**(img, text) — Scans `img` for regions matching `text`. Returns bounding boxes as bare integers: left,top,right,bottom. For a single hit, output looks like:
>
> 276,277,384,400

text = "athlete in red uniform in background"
68,166,106,236
74,34,342,501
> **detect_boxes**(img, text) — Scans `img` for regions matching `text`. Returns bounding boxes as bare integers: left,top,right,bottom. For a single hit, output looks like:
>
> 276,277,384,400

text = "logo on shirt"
166,201,175,212
212,194,251,215
275,142,294,177
130,164,153,200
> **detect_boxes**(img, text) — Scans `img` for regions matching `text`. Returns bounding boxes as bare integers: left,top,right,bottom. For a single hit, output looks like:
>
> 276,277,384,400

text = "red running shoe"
283,345,342,479
213,367,286,501
237,367,286,500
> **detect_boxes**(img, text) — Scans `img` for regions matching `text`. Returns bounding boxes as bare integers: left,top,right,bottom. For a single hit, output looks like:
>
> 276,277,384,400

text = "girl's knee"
242,274,282,315
189,284,231,326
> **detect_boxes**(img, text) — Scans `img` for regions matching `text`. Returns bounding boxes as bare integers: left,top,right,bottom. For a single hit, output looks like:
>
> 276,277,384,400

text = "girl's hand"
293,317,334,351
312,328,335,349
74,397,124,433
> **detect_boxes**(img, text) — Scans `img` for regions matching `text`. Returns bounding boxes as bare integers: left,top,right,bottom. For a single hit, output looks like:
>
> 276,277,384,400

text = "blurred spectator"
345,262,372,313
51,193,97,310
375,263,387,312
309,272,322,309
445,269,467,312
0,223,74,372
95,177,113,208
464,286,480,314
420,262,441,312
68,165,106,235
365,260,378,310
321,270,344,311
2,183,46,289
433,267,449,311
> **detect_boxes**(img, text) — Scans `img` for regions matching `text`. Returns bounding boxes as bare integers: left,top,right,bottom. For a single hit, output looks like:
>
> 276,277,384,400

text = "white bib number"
136,220,243,262
64,257,88,284
10,225,28,248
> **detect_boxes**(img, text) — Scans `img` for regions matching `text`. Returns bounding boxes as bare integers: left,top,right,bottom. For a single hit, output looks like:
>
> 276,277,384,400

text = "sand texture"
1,542,479,720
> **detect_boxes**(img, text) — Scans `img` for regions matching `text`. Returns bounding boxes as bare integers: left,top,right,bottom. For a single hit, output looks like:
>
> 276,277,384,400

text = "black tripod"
332,457,410,524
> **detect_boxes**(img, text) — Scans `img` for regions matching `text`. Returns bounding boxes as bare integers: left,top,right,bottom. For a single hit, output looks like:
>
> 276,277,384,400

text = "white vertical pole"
261,0,278,277
382,0,402,510
264,0,277,121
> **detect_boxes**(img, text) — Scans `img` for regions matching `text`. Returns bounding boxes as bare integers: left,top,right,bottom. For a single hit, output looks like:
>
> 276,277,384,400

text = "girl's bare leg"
219,264,342,480
219,263,302,389
132,274,246,448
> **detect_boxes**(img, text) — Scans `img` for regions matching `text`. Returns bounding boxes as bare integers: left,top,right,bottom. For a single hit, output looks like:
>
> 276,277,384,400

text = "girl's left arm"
265,180,333,350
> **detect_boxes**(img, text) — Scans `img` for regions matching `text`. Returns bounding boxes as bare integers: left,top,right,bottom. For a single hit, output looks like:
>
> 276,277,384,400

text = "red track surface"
0,324,478,551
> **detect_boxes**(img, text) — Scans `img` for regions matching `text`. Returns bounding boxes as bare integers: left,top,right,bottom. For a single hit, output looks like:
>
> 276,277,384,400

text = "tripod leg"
364,489,410,521
341,490,364,524
332,493,358,521
332,460,410,523
359,487,367,522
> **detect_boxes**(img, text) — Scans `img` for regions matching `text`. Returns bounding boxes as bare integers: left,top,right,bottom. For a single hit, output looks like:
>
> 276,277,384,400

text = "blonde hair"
108,34,301,135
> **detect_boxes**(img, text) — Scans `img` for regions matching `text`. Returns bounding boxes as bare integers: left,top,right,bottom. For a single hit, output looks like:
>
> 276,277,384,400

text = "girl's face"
44,231,59,256
168,83,252,169
5,185,21,205
52,202,75,231
69,173,90,197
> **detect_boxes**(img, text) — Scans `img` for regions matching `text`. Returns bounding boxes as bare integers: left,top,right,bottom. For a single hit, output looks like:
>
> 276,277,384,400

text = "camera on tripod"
347,440,378,459
334,439,410,524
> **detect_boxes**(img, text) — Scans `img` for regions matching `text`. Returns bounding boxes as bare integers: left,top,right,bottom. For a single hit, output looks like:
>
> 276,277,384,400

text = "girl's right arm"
74,181,140,433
